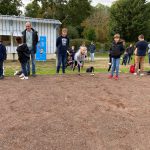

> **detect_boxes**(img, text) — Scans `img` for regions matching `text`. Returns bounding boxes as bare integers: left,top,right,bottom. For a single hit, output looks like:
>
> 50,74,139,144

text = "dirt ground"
0,74,150,150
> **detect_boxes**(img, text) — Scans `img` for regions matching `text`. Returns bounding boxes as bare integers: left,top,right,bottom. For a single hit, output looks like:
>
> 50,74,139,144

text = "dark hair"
138,34,144,39
16,36,22,44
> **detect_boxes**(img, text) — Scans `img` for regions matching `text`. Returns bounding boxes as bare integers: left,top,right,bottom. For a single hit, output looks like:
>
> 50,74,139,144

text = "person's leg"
56,53,62,74
128,55,131,64
62,54,66,74
30,50,36,75
110,58,116,76
27,55,31,75
116,58,120,77
90,53,92,61
77,63,80,73
140,56,145,73
135,56,140,74
0,61,3,77
21,62,27,77
73,61,77,71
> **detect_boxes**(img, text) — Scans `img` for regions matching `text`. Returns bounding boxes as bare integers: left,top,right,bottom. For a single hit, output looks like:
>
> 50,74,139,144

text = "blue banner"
36,36,47,61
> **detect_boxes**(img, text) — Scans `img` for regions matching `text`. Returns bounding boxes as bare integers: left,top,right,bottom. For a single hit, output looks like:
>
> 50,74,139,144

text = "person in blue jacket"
0,40,7,79
56,28,69,74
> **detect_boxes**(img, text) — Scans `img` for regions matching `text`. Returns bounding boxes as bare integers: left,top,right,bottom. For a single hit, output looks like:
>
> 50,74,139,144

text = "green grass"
4,55,150,76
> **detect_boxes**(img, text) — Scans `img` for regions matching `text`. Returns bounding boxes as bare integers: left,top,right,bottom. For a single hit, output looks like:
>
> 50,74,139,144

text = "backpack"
130,64,135,73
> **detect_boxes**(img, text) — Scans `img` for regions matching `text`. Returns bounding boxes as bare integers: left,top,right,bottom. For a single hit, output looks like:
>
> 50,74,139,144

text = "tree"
0,0,23,15
25,0,41,18
83,28,96,41
110,0,150,41
82,4,110,42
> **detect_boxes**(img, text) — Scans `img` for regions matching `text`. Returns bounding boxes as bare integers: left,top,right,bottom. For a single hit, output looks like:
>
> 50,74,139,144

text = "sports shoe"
19,73,24,78
140,73,144,76
133,73,137,76
108,75,113,79
20,76,28,80
14,71,18,76
114,76,119,80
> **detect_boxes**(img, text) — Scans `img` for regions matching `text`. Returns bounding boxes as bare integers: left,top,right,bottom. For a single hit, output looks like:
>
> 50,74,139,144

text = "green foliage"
82,3,110,42
0,0,22,15
67,26,79,39
83,28,96,41
110,0,150,41
25,1,41,18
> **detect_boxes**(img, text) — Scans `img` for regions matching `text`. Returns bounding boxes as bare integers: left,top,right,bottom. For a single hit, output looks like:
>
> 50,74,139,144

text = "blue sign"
36,36,47,61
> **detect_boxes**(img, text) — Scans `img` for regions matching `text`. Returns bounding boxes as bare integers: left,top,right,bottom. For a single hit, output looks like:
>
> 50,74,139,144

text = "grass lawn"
4,55,150,76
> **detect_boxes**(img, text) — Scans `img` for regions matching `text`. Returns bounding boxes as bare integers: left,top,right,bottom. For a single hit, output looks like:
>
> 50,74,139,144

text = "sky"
22,0,116,7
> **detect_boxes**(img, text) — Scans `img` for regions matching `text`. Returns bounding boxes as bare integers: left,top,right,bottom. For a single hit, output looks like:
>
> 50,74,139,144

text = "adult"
134,34,148,76
89,41,96,62
126,44,134,64
22,22,38,76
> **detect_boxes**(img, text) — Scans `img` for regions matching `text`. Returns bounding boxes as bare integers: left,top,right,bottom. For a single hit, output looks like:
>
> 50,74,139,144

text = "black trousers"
0,61,4,76
73,61,81,73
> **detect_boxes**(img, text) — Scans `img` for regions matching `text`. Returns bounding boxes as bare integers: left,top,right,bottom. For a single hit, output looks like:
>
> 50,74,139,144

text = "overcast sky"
22,0,116,7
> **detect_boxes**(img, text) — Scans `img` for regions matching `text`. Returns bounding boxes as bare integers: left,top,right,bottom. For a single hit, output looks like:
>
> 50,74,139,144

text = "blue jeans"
0,61,3,76
21,62,28,76
27,50,36,75
90,53,95,61
111,58,120,76
56,53,66,73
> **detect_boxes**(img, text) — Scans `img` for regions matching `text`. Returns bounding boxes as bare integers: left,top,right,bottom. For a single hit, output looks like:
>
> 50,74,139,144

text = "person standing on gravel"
134,35,148,76
22,22,38,77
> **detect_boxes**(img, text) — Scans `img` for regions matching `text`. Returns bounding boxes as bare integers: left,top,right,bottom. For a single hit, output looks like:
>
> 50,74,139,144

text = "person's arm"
35,32,38,44
56,37,60,48
3,45,7,60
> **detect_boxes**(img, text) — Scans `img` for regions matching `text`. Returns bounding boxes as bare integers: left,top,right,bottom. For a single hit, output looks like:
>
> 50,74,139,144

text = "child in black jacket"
108,34,124,80
56,28,69,74
0,40,7,79
16,37,30,80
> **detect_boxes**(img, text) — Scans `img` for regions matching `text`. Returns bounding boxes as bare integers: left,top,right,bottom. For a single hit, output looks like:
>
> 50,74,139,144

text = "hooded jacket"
110,41,124,59
0,43,7,61
22,28,38,54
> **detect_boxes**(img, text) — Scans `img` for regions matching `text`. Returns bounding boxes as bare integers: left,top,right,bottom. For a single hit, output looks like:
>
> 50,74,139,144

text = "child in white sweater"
73,46,87,74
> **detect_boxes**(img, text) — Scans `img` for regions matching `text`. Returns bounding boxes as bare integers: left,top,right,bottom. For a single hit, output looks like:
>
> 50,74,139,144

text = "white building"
0,15,61,60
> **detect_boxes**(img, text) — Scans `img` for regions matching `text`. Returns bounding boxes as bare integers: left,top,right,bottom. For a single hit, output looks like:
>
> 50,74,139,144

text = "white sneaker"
14,71,18,76
20,76,28,80
133,73,137,75
140,73,144,76
19,73,24,78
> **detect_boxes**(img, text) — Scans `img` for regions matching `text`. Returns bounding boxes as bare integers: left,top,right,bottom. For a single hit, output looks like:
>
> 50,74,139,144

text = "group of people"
0,21,149,80
108,34,149,80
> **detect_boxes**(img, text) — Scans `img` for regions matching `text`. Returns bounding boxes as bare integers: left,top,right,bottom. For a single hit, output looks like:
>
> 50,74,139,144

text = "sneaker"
140,73,144,76
19,73,24,78
133,73,137,76
32,74,36,77
108,75,113,79
0,75,4,80
114,76,119,80
14,71,18,76
20,76,28,80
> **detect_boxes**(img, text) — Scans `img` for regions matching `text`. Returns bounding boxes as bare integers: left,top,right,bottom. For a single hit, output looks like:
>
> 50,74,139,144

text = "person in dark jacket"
89,42,96,61
126,44,134,64
0,40,7,79
22,22,38,76
134,34,148,76
56,28,69,74
16,37,30,80
108,34,124,80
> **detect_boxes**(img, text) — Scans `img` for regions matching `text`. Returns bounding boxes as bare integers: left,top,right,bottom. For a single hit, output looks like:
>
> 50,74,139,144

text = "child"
56,28,69,74
73,46,87,75
108,34,124,80
0,40,7,80
16,37,30,80
122,51,128,66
